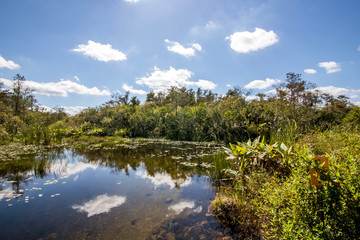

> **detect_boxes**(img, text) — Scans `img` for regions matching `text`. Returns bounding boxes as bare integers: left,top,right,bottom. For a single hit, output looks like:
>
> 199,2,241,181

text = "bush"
214,130,360,239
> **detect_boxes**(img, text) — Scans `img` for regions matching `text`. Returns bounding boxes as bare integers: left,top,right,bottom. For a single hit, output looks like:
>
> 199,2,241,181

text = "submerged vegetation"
1,72,360,239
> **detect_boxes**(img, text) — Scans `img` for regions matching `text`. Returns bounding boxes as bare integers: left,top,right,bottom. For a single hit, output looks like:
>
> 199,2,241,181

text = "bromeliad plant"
225,136,294,176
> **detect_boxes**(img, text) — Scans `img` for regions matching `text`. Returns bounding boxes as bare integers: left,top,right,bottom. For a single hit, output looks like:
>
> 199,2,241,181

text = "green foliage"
213,128,360,239
227,136,293,175
0,72,357,148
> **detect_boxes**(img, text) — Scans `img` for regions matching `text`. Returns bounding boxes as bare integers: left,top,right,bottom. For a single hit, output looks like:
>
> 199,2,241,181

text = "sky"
0,0,359,115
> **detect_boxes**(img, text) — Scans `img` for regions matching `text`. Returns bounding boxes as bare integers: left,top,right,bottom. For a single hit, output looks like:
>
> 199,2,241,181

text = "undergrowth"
212,127,360,239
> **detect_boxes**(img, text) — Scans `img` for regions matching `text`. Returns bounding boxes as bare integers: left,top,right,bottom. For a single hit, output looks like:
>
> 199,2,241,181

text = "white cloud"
266,86,360,105
122,83,147,95
246,95,260,101
226,84,232,88
318,61,341,74
72,40,127,62
0,77,111,97
266,89,278,95
244,78,280,90
168,200,195,214
164,39,201,57
312,86,360,106
124,0,139,3
72,194,126,217
193,79,216,90
304,69,317,74
315,86,350,96
39,105,86,115
0,55,20,70
136,170,191,189
191,43,202,51
226,28,279,53
136,67,216,93
74,76,80,82
61,106,87,115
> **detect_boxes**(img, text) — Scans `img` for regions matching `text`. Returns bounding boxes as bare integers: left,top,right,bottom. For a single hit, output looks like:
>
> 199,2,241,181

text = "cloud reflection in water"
72,194,126,217
168,200,195,214
136,170,191,189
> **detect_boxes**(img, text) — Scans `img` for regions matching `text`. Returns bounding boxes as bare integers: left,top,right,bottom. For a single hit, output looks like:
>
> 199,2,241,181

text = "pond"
0,140,230,240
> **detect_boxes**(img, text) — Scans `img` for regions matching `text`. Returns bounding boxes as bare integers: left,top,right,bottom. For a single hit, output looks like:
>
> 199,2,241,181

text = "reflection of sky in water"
168,200,203,215
135,169,191,189
72,194,126,217
0,145,220,240
50,161,98,177
0,187,14,201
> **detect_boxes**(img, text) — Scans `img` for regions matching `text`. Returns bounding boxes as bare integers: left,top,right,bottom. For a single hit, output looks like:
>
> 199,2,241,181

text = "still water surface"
0,140,227,239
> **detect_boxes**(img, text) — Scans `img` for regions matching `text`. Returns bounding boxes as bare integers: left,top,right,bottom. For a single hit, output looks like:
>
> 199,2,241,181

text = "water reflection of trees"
74,142,221,187
0,142,221,190
0,148,66,191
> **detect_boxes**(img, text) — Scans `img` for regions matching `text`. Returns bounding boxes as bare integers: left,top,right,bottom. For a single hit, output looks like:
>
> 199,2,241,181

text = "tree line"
1,72,359,144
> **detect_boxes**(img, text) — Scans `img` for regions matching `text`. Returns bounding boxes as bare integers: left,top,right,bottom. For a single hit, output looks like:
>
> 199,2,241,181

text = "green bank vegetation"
1,73,359,145
212,128,360,239
1,73,360,239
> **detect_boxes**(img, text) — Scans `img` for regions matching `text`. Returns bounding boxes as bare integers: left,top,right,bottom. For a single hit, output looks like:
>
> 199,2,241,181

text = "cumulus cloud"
72,40,126,62
61,106,87,115
124,0,139,3
0,77,110,97
194,79,216,90
304,69,317,74
226,28,279,53
266,89,278,95
0,55,20,69
74,76,80,82
246,95,260,101
64,106,87,115
136,67,216,93
266,86,360,105
164,39,202,57
312,86,360,106
318,61,341,74
315,86,350,96
244,78,280,90
39,105,86,115
226,84,232,88
122,83,147,95
72,194,126,217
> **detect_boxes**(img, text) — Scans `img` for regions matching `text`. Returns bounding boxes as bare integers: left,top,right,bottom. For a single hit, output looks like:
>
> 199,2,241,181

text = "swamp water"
0,140,229,240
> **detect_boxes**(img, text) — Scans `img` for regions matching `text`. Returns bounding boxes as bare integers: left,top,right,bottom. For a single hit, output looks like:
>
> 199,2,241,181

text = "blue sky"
0,0,359,114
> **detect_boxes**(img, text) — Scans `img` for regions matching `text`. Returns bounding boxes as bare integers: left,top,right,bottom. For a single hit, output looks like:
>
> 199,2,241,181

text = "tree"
129,96,140,106
11,74,35,119
275,73,316,107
